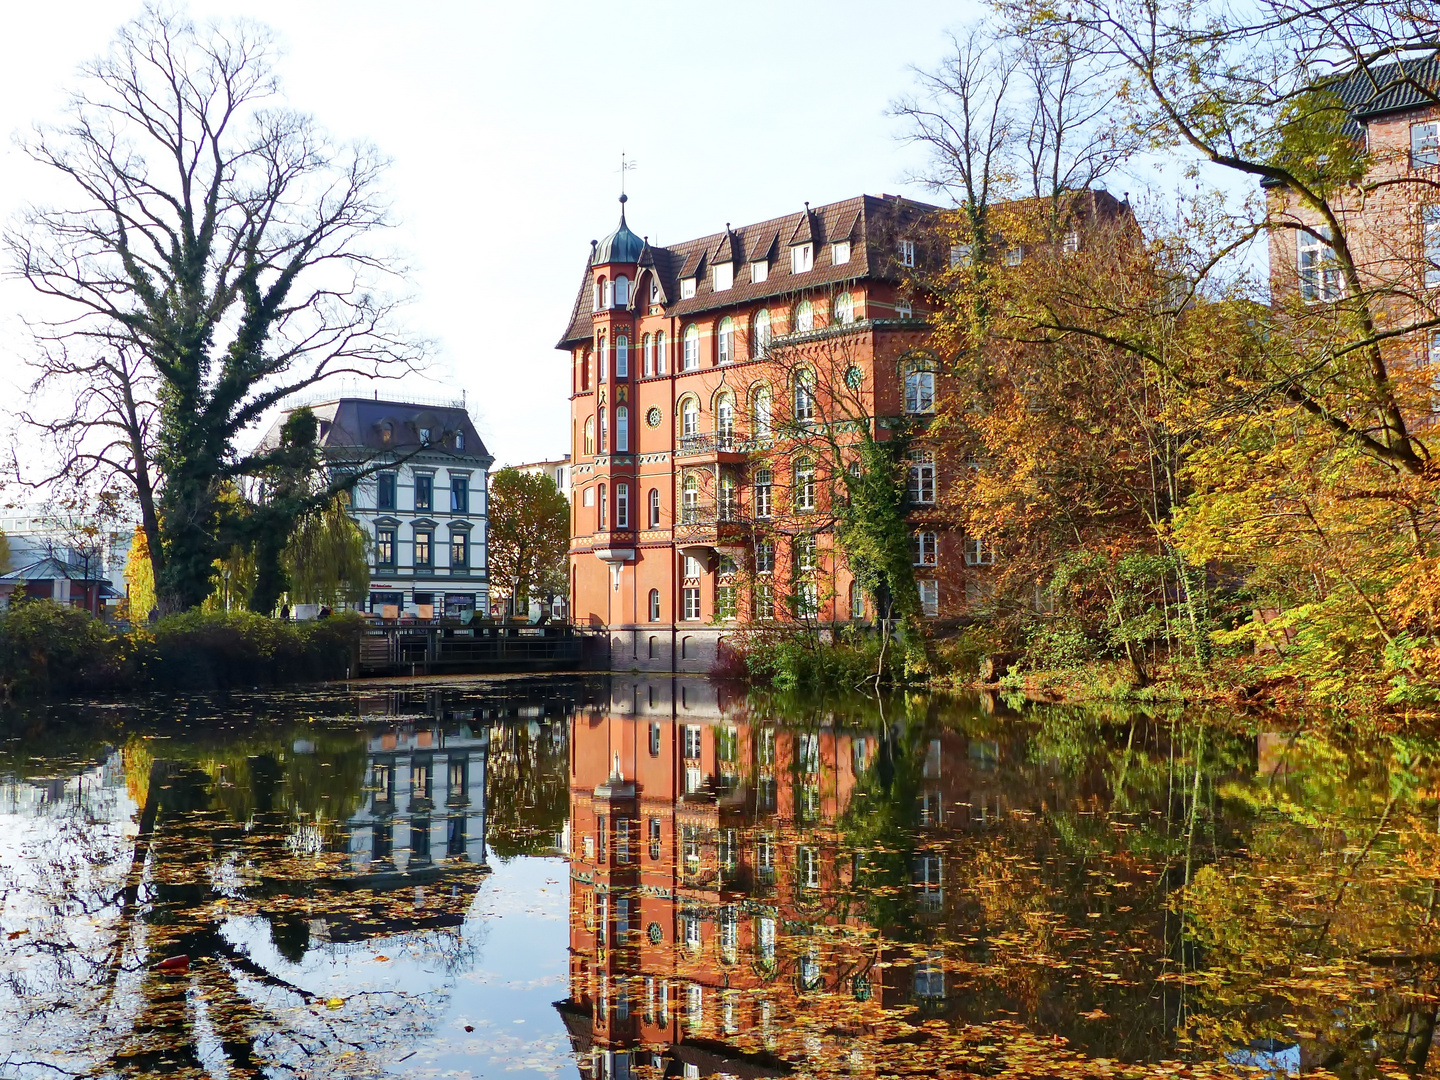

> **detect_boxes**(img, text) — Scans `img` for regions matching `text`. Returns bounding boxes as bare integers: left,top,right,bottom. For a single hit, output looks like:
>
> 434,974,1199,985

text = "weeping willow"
281,493,370,606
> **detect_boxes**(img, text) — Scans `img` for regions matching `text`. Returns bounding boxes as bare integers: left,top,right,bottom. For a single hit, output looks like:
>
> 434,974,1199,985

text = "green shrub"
0,599,123,699
735,627,908,690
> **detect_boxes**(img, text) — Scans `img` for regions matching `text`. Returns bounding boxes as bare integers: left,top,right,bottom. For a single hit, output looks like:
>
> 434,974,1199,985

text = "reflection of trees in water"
0,729,486,1078
486,720,568,858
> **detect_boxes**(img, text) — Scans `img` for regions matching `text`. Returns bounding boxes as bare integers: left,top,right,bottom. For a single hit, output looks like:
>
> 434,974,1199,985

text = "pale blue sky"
0,1,990,468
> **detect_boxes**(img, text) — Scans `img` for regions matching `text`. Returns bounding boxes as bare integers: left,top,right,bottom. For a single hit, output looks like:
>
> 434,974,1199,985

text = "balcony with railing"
675,431,764,462
674,501,748,549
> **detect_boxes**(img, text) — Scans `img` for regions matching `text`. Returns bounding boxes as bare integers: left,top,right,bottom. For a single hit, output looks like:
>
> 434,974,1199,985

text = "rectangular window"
794,463,815,510
682,823,701,874
1297,226,1342,301
791,243,813,273
851,580,865,619
616,484,629,528
680,277,697,299
907,450,936,504
616,820,630,864
1063,230,1079,255
832,240,851,265
757,835,774,883
755,540,774,573
683,554,703,579
376,528,395,567
963,537,995,566
895,298,913,319
716,585,737,619
919,579,939,616
757,914,776,962
1414,120,1440,168
1425,206,1440,288
1004,245,1023,266
683,724,702,759
450,532,468,571
377,472,397,511
913,530,938,566
754,470,773,518
450,476,469,513
751,259,769,283
793,535,816,573
754,583,774,618
719,905,737,961
798,845,819,889
413,474,432,511
713,262,733,291
949,243,970,269
414,530,432,568
796,581,819,617
682,587,701,621
899,239,916,267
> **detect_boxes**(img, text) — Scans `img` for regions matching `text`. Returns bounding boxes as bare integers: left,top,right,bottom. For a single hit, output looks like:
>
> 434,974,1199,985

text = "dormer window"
899,240,916,267
681,277,697,299
832,240,851,265
791,243,813,273
752,259,769,284
713,262,733,291
455,432,466,451
650,278,660,302
380,422,394,445
418,427,432,443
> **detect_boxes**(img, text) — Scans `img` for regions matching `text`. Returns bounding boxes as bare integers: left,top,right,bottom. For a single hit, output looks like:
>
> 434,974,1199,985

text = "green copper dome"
593,194,644,265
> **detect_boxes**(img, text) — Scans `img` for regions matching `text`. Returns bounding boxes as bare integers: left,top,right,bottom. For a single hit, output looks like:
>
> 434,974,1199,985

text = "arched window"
719,475,737,521
615,275,629,307
648,487,661,527
615,405,629,452
602,278,613,308
649,589,661,621
656,331,667,374
751,308,772,357
584,417,595,456
716,394,734,440
753,387,773,439
905,365,936,414
616,482,629,528
794,299,814,333
598,483,608,529
593,279,604,312
683,324,700,370
681,474,699,522
834,292,854,325
599,407,609,452
643,333,653,377
598,332,608,382
578,351,589,391
794,370,815,422
681,397,699,438
717,317,734,363
616,335,629,378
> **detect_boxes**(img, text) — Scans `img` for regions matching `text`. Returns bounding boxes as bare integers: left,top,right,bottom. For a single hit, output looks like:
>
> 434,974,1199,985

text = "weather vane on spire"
619,152,637,199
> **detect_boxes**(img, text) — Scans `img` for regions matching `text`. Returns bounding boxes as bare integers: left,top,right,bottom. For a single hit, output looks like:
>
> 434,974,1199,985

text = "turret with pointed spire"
593,194,644,266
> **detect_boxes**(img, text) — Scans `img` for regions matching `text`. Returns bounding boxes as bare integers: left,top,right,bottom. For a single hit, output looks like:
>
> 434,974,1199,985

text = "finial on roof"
804,201,810,211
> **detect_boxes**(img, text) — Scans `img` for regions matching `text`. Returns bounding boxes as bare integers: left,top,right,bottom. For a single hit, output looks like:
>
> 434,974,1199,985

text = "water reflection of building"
334,716,489,879
555,679,1024,1079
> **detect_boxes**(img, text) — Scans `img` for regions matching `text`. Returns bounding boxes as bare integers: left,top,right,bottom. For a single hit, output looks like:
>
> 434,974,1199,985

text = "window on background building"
794,298,814,333
683,324,700,369
598,332,608,381
450,531,468,571
1063,230,1079,255
753,387,773,438
616,335,629,378
907,450,935,504
1425,206,1440,288
833,239,851,264
793,370,815,422
681,276,696,299
681,397,699,437
648,487,661,527
642,333,653,376
1005,245,1024,266
834,291,854,325
598,483,608,529
616,483,629,528
450,476,469,513
376,528,395,567
683,587,701,621
717,316,734,362
649,589,661,621
794,462,815,511
656,331,667,373
755,539,774,573
377,472,397,511
791,243,813,273
919,578,939,616
583,417,595,455
615,405,628,452
905,368,935,413
850,580,865,619
949,243,971,269
615,275,629,306
752,257,769,283
414,474,432,511
898,238,916,266
713,261,733,292
963,537,995,565
598,407,608,452
414,530,432,568
913,530,938,566
754,469,773,518
1298,226,1343,301
752,308,772,356
1414,120,1440,168
895,297,913,318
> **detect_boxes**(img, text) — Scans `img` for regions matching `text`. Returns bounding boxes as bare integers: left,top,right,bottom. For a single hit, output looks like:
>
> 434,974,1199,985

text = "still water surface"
0,677,1435,1078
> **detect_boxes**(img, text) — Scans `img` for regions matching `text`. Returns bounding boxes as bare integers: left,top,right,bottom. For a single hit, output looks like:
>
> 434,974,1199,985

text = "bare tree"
6,4,425,612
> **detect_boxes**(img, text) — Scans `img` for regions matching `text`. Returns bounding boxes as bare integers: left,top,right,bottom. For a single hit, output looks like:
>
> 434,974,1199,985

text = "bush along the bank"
0,600,363,701
733,625,915,691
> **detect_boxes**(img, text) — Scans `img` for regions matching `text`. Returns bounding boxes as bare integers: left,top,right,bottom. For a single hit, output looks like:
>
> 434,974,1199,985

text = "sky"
0,0,990,474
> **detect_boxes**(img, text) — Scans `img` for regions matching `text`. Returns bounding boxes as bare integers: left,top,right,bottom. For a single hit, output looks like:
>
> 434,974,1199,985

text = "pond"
0,677,1435,1078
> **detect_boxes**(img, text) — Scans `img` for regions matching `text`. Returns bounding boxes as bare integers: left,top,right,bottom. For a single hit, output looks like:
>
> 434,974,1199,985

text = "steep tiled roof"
256,398,492,464
557,194,941,348
1333,58,1440,120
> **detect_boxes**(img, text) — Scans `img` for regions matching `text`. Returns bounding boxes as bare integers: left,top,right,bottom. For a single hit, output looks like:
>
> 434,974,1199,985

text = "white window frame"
798,845,819,889
1414,120,1440,168
751,258,769,283
794,299,814,333
615,335,628,378
895,297,913,319
682,587,701,621
616,482,629,528
913,530,938,567
1425,206,1440,288
681,398,699,437
1004,245,1023,266
907,450,935,504
963,537,995,566
794,462,816,510
834,291,854,325
615,405,628,453
680,276,697,299
754,470,773,519
899,239,916,267
755,538,774,573
793,370,815,422
791,243,813,273
919,578,939,616
905,369,935,413
713,262,733,292
649,588,661,621
683,324,700,370
717,317,734,362
949,243,970,269
832,240,851,265
1298,226,1343,302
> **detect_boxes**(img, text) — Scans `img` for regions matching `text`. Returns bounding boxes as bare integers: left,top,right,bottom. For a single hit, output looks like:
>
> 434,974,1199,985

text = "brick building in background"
558,191,1132,673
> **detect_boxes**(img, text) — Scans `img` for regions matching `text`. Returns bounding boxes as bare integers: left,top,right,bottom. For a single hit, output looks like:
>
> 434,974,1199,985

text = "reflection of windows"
798,733,819,773
799,782,820,820
686,982,703,1030
757,727,775,765
798,845,819,889
721,989,739,1035
683,914,701,951
718,828,737,878
915,950,946,998
915,854,944,910
615,818,630,864
757,833,774,882
682,826,701,875
719,905,738,962
649,816,662,860
684,724,702,758
799,948,821,990
757,774,777,811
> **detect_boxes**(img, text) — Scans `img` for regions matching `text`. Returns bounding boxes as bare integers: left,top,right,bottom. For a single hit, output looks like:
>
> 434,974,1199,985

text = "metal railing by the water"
357,620,587,674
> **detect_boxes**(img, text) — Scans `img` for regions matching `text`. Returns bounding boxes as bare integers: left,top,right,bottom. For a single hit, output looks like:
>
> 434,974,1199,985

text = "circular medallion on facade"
646,406,662,428
845,365,864,389
647,921,664,944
